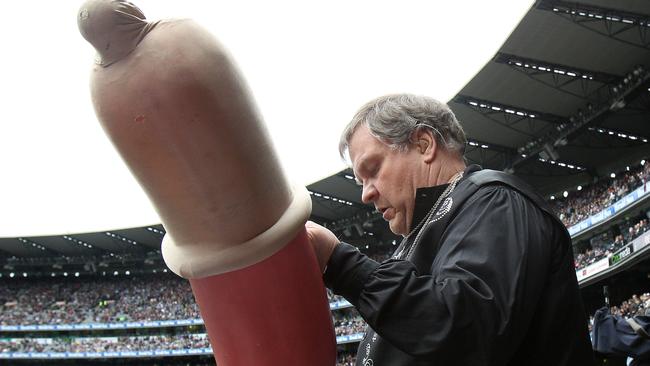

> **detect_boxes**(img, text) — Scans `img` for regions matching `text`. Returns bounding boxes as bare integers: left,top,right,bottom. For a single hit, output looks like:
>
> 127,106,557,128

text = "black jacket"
324,165,595,365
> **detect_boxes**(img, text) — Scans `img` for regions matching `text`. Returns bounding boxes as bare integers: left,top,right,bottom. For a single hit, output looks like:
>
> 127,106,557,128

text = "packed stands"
337,352,356,366
0,276,199,326
0,334,210,353
573,216,648,270
608,292,650,318
553,162,649,228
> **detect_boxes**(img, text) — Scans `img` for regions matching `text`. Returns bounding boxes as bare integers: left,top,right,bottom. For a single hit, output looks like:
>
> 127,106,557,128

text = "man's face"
348,124,423,236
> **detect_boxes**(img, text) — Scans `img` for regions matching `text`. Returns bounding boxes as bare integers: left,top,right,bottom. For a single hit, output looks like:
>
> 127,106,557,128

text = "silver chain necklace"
393,171,464,260
361,171,464,365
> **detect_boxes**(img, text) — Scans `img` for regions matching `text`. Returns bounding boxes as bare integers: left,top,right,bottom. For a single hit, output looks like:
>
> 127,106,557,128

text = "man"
306,94,595,365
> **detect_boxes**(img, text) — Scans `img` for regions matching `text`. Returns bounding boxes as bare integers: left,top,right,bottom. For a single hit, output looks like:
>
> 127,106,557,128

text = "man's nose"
361,183,377,204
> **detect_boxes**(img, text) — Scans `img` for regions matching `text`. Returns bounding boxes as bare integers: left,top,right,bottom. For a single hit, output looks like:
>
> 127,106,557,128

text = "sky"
0,1,533,237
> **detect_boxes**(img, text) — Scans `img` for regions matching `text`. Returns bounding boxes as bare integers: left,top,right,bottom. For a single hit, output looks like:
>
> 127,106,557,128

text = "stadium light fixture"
588,127,647,143
550,195,555,200
610,173,616,178
309,190,355,206
75,272,80,277
551,5,644,27
18,238,47,251
642,159,646,166
538,158,585,171
461,98,537,119
505,57,594,80
63,235,93,249
22,272,27,278
146,227,165,235
563,191,568,198
106,232,139,246
577,185,582,191
467,139,498,151
9,272,14,278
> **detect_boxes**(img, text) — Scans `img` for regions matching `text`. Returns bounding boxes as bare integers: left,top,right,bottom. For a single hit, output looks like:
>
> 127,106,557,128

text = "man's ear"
415,129,437,163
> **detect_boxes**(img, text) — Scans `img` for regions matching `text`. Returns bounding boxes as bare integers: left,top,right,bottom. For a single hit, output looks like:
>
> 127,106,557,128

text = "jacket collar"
408,165,481,232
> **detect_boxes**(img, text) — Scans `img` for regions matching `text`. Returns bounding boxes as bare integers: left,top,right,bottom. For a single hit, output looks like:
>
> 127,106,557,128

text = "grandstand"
2,0,650,365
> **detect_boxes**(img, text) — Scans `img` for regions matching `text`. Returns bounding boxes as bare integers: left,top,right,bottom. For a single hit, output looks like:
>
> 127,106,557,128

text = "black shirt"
324,165,594,365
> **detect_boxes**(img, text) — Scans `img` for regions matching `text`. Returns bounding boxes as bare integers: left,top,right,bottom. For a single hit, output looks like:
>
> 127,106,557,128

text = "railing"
567,182,649,237
0,332,366,359
576,229,650,283
0,300,354,332
0,318,203,332
0,348,213,360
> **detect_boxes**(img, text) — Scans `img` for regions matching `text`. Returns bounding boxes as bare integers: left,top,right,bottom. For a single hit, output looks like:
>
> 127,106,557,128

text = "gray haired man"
307,94,594,365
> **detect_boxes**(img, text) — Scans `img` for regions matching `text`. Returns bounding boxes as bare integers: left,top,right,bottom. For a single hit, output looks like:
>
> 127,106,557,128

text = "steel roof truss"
455,95,560,137
510,67,650,170
537,0,650,49
495,53,618,103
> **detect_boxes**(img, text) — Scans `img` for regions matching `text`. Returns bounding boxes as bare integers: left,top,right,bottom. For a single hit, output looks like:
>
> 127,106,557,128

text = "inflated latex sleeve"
78,1,336,365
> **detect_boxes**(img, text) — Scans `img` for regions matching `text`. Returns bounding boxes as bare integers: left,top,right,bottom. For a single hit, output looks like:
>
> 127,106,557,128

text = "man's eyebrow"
352,155,370,186
351,165,362,185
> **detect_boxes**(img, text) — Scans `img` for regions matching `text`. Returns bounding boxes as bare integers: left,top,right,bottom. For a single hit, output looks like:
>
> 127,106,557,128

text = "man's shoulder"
466,169,534,195
465,169,553,213
460,171,570,245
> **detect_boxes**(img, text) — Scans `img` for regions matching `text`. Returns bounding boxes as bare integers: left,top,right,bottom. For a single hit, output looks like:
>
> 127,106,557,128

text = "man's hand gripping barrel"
77,1,336,365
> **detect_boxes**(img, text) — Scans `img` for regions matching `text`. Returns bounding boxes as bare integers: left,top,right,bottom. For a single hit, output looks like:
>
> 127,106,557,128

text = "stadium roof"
0,225,165,259
309,0,650,225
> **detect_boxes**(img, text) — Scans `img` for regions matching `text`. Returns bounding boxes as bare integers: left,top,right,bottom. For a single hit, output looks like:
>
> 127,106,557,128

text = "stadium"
1,0,650,365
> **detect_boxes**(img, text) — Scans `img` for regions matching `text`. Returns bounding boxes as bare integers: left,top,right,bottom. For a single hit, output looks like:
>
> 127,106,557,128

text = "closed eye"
353,155,378,187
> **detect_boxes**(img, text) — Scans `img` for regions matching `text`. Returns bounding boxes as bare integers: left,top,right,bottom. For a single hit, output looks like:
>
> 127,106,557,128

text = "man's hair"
339,94,467,160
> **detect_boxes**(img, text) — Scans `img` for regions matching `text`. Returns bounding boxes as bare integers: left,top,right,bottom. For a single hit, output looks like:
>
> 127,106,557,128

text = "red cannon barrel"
78,1,336,365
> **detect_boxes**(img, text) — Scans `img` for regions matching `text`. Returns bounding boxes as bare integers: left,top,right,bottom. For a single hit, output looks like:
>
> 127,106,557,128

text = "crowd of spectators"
588,291,650,333
4,291,648,358
0,281,367,340
337,352,356,366
0,334,209,353
333,309,366,337
553,162,649,228
335,317,365,337
608,292,650,318
573,216,649,270
0,276,199,326
0,324,368,355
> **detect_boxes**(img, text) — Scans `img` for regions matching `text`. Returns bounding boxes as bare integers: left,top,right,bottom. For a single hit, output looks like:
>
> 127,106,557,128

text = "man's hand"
305,221,339,273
